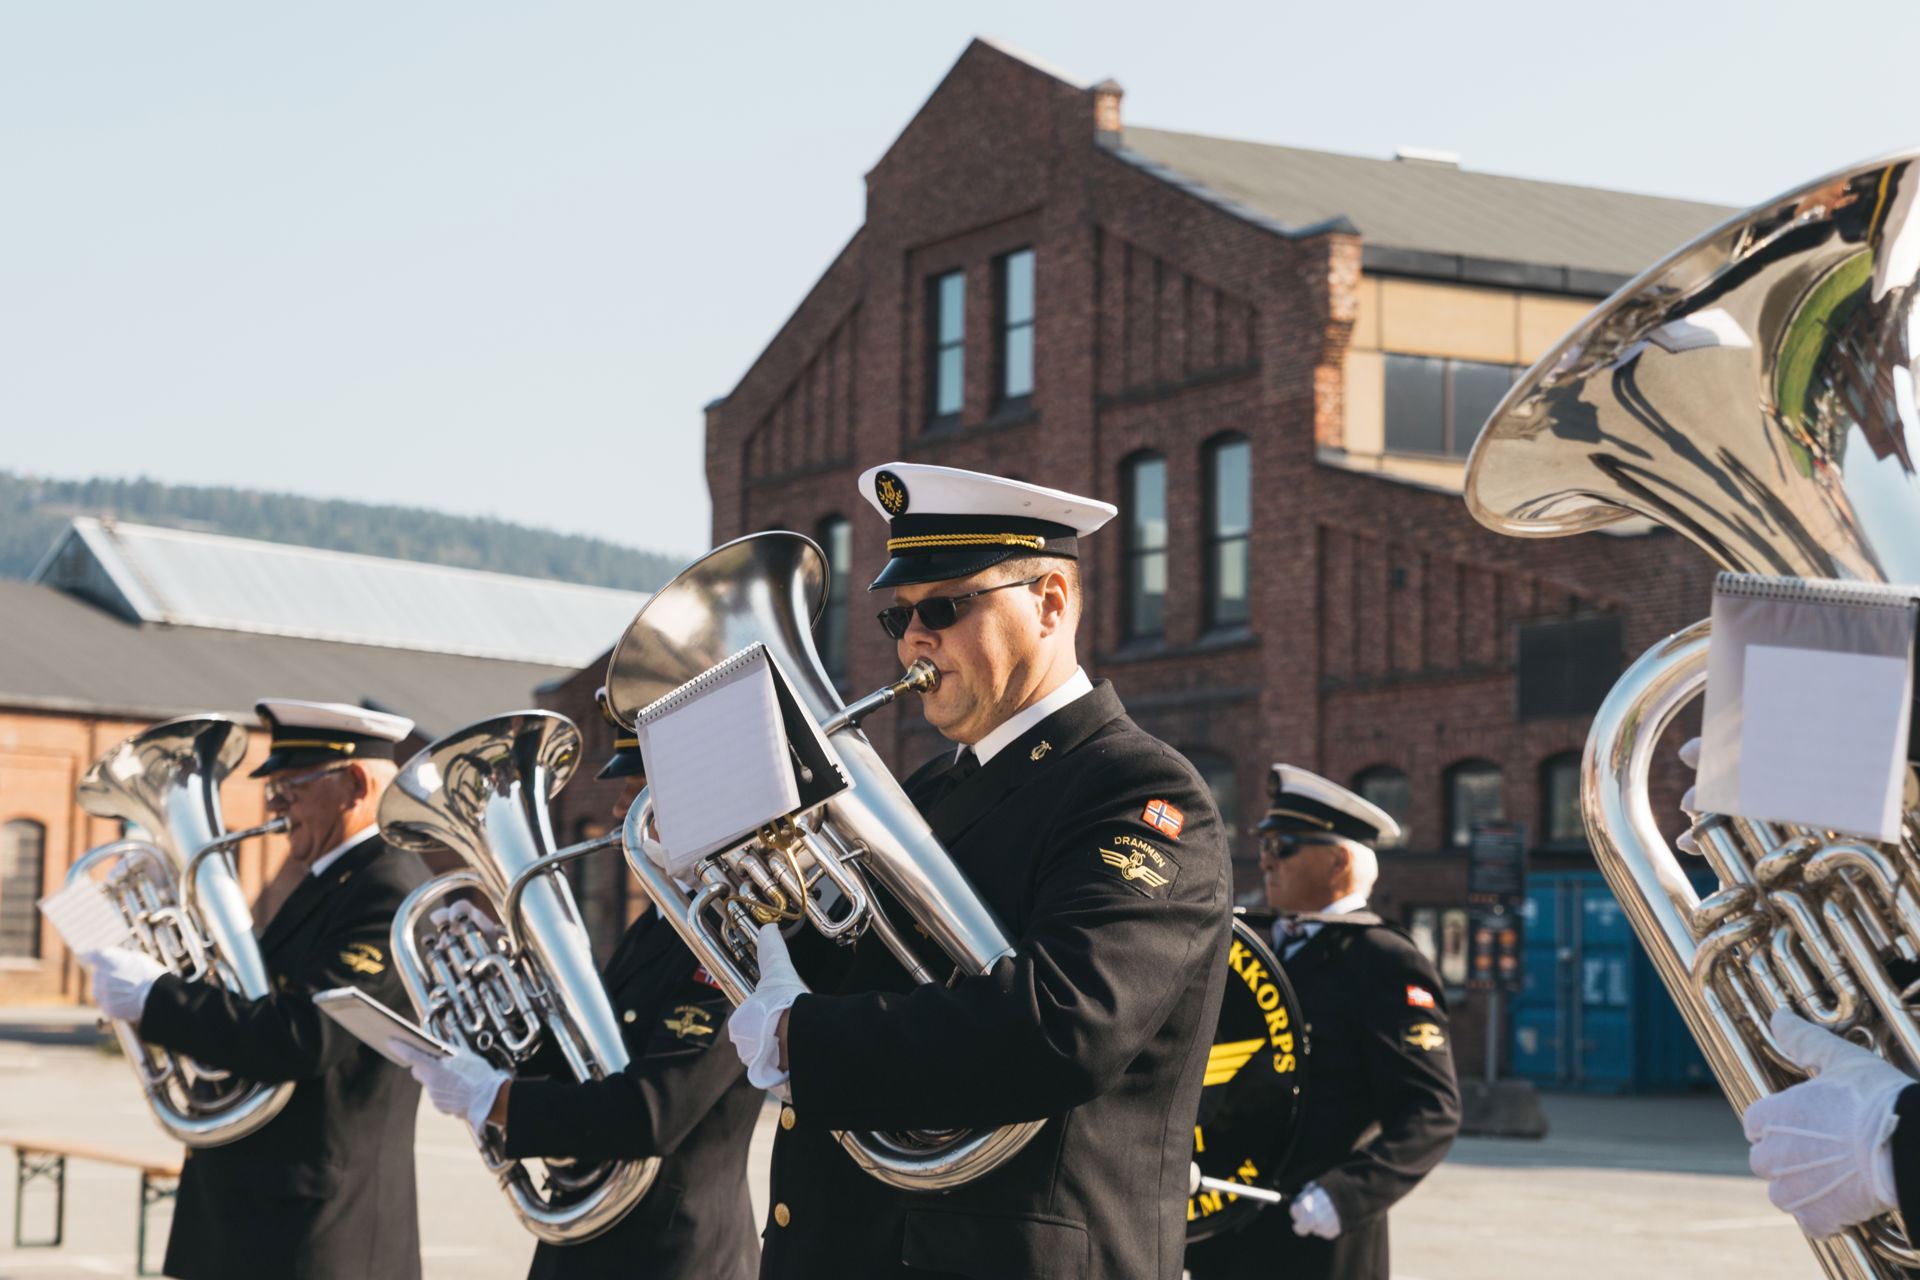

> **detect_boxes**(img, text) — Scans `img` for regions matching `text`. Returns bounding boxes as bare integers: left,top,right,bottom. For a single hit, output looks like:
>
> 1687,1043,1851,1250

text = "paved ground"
0,1020,1824,1279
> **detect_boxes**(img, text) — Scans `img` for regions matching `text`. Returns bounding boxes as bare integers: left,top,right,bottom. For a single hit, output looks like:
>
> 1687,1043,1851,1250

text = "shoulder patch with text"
1098,833,1181,898
1141,799,1185,839
339,942,384,975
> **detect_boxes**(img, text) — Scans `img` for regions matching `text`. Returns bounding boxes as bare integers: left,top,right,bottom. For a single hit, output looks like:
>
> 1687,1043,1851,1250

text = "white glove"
83,948,167,1023
726,924,808,1097
1676,736,1703,853
431,902,503,953
390,1040,510,1140
1289,1180,1341,1239
1743,1009,1909,1237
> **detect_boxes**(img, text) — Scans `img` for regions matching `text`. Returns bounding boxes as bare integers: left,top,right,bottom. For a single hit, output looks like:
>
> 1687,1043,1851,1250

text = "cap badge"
875,469,909,517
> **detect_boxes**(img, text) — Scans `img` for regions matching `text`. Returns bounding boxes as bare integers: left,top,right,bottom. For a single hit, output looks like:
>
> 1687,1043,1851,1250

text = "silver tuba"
379,711,657,1243
69,715,294,1146
1466,150,1920,1279
606,531,1046,1190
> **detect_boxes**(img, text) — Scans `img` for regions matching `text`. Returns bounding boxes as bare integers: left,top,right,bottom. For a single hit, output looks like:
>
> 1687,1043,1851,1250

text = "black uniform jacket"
765,680,1233,1280
1186,913,1461,1280
138,833,432,1280
1890,1086,1920,1226
505,907,762,1280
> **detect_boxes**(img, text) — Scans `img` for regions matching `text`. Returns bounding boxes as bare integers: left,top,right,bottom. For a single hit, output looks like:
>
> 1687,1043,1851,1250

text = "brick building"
557,40,1743,1077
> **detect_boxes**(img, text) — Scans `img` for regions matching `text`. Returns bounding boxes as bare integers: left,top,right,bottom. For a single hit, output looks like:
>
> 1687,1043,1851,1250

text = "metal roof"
0,579,572,736
1111,128,1738,294
31,519,648,668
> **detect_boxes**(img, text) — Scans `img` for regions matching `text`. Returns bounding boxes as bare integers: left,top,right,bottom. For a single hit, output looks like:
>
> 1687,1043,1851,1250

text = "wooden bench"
1,1135,183,1276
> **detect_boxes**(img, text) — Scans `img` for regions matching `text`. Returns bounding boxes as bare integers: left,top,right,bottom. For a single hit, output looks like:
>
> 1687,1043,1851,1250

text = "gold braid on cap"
885,533,1047,554
271,739,357,753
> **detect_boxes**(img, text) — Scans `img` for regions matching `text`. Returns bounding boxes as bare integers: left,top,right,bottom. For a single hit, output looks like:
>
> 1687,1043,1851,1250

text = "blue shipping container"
1510,871,1712,1093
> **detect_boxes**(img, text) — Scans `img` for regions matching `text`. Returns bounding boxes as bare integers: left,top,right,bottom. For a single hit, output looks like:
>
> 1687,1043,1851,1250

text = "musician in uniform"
693,462,1232,1280
394,690,762,1280
80,700,431,1280
1186,766,1460,1280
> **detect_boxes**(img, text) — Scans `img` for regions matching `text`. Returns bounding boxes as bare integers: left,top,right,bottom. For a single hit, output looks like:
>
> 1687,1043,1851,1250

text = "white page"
1737,644,1911,840
643,660,800,871
38,879,134,956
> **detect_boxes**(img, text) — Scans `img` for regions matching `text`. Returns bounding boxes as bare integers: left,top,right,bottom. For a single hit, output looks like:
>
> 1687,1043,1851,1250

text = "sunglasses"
264,764,354,807
876,576,1043,640
1259,832,1347,862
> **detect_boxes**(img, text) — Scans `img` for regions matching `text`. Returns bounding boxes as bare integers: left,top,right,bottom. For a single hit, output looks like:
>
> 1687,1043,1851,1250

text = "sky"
6,1,1920,559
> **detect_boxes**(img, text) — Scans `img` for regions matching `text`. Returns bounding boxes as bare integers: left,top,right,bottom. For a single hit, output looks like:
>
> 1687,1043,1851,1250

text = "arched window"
1541,752,1585,847
1181,750,1240,860
1351,766,1410,848
0,820,46,958
817,515,852,686
1122,453,1168,641
1203,434,1251,629
1444,760,1504,850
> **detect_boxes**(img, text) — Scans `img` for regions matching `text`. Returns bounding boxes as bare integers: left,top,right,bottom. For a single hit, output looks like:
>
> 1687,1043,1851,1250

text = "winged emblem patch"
663,1005,716,1040
338,943,384,975
1100,847,1170,888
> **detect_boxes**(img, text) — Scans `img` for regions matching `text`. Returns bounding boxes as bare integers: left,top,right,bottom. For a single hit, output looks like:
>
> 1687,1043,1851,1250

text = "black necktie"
923,749,979,809
949,749,980,785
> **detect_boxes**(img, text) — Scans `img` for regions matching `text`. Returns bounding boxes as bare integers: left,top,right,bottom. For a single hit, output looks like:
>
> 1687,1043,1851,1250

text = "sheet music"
638,645,803,868
1699,573,1916,842
38,879,134,956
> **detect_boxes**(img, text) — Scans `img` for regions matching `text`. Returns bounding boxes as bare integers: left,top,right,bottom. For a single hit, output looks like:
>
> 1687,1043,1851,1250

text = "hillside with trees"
0,472,686,591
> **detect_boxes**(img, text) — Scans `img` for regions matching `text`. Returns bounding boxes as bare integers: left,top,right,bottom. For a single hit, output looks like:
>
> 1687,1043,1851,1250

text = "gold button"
780,1105,795,1130
622,1010,636,1023
774,1203,791,1227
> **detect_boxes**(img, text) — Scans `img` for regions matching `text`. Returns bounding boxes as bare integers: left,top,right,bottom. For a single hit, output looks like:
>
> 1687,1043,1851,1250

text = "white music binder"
634,644,846,866
1699,573,1917,841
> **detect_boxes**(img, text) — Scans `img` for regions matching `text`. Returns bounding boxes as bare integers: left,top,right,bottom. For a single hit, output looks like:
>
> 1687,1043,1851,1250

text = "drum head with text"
1186,916,1307,1241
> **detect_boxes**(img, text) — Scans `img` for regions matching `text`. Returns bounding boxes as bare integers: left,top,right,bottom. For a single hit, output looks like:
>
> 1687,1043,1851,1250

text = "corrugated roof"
0,580,570,736
31,519,648,668
1113,128,1738,290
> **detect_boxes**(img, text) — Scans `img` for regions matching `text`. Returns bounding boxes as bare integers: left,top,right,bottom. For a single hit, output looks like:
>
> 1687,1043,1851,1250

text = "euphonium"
379,712,657,1244
69,715,294,1146
605,531,1046,1190
1466,150,1920,1279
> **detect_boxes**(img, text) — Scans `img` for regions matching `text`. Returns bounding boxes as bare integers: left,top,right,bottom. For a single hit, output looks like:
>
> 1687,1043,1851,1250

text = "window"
1351,766,1410,848
1183,750,1239,856
1383,354,1522,457
1123,454,1168,641
1541,752,1585,847
1517,616,1624,720
1445,759,1504,849
1204,435,1251,629
929,270,965,422
1407,906,1471,987
998,249,1035,403
0,821,45,959
817,516,852,686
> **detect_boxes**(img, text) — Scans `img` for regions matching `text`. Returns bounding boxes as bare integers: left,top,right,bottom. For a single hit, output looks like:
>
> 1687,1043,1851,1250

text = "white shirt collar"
969,668,1094,767
1274,893,1371,954
308,824,379,880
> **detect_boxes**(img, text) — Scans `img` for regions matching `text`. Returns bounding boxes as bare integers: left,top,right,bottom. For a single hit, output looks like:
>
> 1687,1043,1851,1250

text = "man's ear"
1036,568,1071,635
345,762,373,804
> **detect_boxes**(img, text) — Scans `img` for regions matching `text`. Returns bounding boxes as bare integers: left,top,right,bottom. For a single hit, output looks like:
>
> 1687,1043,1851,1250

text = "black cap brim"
868,547,1035,591
595,749,646,782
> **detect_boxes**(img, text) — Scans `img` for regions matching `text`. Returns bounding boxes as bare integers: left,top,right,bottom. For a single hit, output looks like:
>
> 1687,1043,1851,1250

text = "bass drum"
1187,914,1306,1242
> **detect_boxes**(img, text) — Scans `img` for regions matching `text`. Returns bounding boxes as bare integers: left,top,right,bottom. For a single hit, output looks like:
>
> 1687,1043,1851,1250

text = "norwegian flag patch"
692,966,723,991
1142,800,1185,839
1407,985,1436,1009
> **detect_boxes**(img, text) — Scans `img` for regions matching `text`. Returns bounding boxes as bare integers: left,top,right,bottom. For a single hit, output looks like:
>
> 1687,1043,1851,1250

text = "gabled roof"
32,519,648,668
0,580,569,736
1112,128,1738,295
